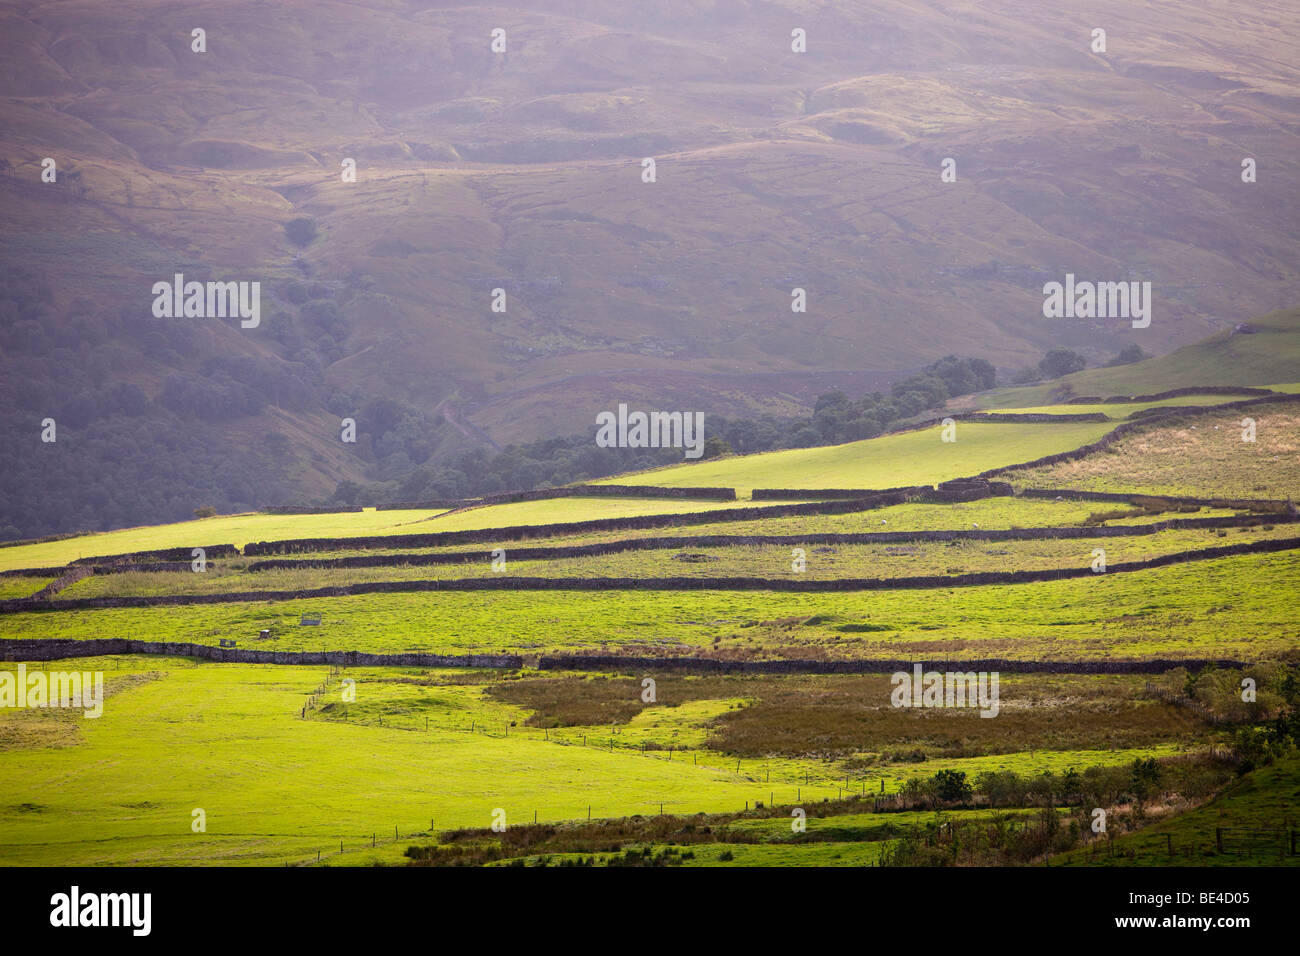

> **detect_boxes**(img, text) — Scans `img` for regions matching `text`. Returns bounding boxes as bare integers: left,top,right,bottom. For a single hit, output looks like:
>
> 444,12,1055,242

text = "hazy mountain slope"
1,0,1299,535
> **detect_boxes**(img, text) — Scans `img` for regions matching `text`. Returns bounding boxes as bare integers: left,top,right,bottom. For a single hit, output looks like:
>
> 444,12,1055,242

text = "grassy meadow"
592,420,1116,493
3,548,1296,662
0,508,451,573
0,657,1209,867
1,399,1296,868
49,522,1300,597
1009,402,1300,499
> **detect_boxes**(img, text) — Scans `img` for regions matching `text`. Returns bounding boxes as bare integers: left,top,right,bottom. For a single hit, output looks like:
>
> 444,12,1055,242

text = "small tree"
193,505,217,519
1106,344,1149,367
285,217,318,247
1038,348,1086,379
701,436,732,459
1129,758,1162,813
1279,664,1299,708
932,769,973,803
1060,767,1082,804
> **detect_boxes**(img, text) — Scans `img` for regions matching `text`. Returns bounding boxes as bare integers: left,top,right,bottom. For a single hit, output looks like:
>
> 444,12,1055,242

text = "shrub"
285,217,318,247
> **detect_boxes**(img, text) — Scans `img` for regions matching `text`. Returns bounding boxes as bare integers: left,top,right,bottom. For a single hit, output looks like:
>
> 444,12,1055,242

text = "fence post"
1216,828,1224,853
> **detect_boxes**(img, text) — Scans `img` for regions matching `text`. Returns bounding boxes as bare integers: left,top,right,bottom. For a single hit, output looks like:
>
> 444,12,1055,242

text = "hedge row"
0,638,521,669
7,535,1297,612
242,490,921,556
241,512,1300,572
536,655,1246,675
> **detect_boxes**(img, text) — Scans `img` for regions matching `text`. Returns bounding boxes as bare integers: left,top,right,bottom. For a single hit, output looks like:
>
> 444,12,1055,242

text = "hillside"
3,0,1300,538
969,307,1300,409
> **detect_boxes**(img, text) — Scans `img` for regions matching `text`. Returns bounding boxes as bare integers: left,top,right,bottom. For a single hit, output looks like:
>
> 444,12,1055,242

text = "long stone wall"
240,512,1300,572
0,638,1241,674
0,638,521,668
752,485,940,500
536,655,1246,675
1020,488,1295,510
69,543,241,566
1063,386,1278,404
5,535,1297,612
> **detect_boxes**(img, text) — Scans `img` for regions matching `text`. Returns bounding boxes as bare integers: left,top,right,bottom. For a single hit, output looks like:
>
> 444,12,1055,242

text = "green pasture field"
0,657,836,866
213,498,1242,562
0,657,1204,867
1008,402,1300,499
0,509,451,573
52,523,1300,597
0,577,49,600
592,420,1116,494
3,549,1295,662
1,469,1254,579
0,499,790,574
1,363,1295,869
414,496,793,533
